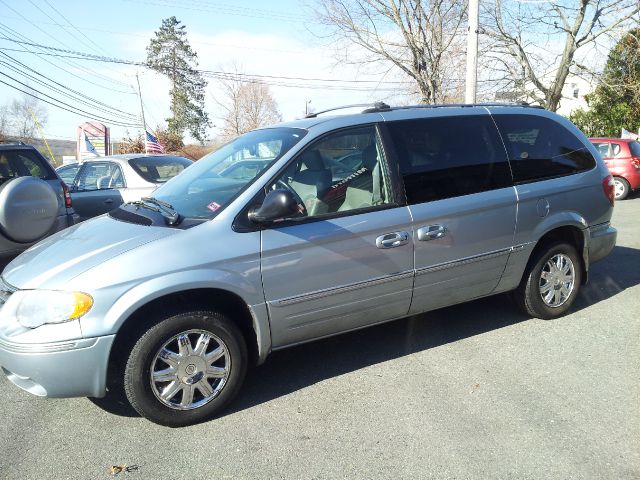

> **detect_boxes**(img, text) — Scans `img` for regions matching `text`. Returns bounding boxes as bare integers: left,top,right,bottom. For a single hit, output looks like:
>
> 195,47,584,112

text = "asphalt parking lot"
1,197,638,480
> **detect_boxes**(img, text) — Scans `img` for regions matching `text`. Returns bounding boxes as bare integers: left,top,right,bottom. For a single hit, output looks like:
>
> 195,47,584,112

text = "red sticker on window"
207,201,221,213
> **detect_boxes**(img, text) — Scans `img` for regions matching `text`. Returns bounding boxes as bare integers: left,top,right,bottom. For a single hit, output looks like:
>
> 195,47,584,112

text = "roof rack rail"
391,102,544,110
305,101,391,118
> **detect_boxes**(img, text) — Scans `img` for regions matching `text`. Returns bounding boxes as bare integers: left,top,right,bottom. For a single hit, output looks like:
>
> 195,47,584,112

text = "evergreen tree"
147,17,210,142
571,29,640,137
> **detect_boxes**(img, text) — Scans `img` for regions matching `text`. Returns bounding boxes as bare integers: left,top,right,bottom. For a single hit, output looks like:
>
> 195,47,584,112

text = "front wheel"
514,242,582,319
124,311,247,427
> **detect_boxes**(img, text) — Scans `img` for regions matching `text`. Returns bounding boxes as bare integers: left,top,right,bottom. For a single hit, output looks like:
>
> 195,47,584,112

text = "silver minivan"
0,104,617,426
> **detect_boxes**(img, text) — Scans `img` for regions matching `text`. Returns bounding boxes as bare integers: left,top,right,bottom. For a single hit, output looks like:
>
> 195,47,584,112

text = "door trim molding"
415,243,531,276
271,270,414,307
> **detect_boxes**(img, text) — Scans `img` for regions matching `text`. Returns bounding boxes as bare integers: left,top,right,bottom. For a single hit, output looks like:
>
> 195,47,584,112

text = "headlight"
2,290,93,329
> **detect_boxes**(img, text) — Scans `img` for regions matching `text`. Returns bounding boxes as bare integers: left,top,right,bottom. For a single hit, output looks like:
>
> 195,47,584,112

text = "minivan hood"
2,215,179,290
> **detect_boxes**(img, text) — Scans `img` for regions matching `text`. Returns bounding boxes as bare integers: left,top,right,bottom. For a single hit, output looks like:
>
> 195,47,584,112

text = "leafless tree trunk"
483,0,640,111
7,93,48,143
316,0,468,104
213,71,282,141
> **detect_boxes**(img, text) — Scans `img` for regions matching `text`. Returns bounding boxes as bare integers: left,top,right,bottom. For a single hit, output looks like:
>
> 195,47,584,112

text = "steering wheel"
275,179,308,217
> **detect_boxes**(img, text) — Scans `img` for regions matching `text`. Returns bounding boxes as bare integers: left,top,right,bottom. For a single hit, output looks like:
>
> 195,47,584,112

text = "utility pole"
135,72,148,154
465,0,480,103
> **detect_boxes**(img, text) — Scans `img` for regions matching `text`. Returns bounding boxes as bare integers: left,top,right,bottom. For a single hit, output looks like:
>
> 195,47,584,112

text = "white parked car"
56,154,192,221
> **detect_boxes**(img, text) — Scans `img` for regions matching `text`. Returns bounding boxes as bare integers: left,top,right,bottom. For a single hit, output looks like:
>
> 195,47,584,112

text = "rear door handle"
376,231,410,249
417,225,446,241
104,199,114,204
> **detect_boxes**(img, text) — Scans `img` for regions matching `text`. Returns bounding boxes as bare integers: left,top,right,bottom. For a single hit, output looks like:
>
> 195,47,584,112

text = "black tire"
613,176,630,200
513,242,582,319
124,310,247,427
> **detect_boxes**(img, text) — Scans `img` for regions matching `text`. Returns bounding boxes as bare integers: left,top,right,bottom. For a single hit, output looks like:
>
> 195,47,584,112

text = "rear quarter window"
129,156,192,183
629,141,640,157
493,114,596,183
0,149,55,180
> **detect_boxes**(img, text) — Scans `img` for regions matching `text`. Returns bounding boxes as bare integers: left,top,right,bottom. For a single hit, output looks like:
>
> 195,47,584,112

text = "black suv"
0,143,78,264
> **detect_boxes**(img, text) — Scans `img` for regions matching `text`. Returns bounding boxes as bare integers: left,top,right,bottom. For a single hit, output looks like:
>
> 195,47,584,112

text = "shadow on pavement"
226,293,528,418
574,245,640,311
90,246,639,420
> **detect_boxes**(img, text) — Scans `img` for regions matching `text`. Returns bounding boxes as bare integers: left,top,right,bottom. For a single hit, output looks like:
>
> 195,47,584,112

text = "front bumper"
588,222,617,264
0,334,115,398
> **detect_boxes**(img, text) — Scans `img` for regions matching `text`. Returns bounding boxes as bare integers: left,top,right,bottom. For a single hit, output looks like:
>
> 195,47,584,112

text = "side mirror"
249,189,300,223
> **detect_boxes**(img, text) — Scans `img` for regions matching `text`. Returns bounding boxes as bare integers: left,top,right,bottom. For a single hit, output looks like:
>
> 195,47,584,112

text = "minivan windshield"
152,127,307,219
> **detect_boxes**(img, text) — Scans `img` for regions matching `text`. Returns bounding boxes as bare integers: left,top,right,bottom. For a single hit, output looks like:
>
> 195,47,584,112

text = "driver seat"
289,150,331,216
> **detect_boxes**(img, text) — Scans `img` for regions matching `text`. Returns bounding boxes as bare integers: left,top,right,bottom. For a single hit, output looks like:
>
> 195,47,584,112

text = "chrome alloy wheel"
613,178,625,199
539,254,575,308
150,329,231,410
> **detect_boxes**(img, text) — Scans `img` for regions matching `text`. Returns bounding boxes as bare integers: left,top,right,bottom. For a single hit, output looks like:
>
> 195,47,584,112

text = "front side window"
153,128,307,219
591,142,611,158
75,162,123,190
493,114,596,183
629,141,640,157
388,115,512,204
269,126,393,218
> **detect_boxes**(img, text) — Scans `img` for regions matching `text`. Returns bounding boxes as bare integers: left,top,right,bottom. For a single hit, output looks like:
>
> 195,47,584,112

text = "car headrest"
299,150,324,171
362,145,378,170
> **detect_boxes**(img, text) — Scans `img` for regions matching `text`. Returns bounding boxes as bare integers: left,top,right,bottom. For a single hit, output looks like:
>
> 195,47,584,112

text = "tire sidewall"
526,242,582,319
124,311,247,427
613,177,629,200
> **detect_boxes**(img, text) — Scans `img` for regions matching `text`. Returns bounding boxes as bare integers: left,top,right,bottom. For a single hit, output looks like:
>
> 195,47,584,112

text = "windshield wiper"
141,197,180,225
128,197,180,225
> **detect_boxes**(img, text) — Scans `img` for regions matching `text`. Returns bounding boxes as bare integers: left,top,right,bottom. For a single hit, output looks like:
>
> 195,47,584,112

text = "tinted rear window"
629,141,640,157
129,156,192,183
493,115,595,183
0,149,55,180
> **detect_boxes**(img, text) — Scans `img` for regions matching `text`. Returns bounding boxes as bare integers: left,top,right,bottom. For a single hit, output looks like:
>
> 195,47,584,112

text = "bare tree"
0,105,9,143
483,0,640,111
214,74,282,141
8,93,48,142
316,0,468,103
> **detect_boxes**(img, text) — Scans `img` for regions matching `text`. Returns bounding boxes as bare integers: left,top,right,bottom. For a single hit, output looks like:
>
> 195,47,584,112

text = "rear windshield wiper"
129,197,180,225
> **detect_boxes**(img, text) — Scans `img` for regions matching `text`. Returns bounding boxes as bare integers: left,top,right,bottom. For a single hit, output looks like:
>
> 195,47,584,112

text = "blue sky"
0,0,402,143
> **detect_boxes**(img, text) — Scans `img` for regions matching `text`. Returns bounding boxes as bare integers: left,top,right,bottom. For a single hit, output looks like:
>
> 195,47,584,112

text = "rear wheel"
613,176,630,200
124,310,247,427
514,242,582,319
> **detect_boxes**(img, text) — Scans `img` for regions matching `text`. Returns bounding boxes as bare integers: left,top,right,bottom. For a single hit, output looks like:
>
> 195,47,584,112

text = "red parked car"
589,137,640,200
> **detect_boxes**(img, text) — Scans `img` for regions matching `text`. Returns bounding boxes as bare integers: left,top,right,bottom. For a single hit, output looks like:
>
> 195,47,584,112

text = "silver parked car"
56,154,192,221
0,104,617,427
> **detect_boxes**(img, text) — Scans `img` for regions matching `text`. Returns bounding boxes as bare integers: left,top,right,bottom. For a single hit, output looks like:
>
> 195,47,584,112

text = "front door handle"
376,231,410,249
104,199,114,204
417,225,446,241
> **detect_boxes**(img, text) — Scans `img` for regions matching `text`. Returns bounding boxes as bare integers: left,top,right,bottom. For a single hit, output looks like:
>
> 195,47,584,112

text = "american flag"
145,130,165,153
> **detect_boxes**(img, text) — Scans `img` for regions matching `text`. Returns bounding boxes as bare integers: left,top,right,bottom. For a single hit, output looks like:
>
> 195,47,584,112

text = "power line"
0,37,413,86
120,0,304,23
0,52,139,121
0,70,141,127
0,23,137,95
0,15,309,55
42,0,112,57
0,1,134,91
